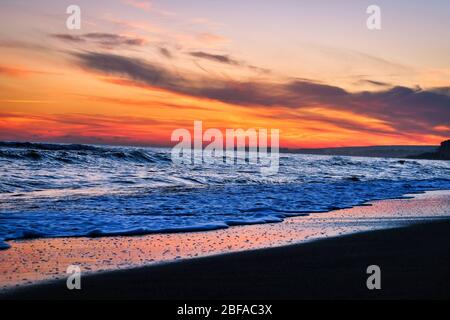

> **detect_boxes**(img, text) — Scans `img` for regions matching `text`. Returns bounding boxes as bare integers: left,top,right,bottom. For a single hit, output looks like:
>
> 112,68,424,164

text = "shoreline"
1,189,450,297
2,218,450,299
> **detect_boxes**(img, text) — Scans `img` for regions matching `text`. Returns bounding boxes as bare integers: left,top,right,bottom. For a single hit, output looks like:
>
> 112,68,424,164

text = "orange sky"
1,1,449,148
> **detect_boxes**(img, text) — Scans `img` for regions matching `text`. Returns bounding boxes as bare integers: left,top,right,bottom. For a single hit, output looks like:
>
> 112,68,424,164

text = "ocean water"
0,141,450,249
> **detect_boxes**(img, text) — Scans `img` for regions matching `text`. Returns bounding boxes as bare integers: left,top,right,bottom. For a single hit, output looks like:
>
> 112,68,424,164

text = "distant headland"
409,140,450,160
281,140,450,160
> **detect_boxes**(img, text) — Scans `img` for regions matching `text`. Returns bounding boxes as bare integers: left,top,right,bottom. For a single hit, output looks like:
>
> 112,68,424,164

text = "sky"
0,0,449,148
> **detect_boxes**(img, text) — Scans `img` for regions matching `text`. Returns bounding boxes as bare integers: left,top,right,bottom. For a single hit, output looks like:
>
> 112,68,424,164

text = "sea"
1,141,450,250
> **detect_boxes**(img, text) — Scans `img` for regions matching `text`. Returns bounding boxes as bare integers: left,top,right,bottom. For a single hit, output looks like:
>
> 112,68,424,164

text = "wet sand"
1,190,450,299
2,218,450,299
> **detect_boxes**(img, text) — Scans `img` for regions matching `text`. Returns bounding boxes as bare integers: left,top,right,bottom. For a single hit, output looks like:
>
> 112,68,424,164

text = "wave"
85,223,230,237
1,216,289,243
0,141,170,165
0,240,11,250
2,223,232,241
0,141,100,151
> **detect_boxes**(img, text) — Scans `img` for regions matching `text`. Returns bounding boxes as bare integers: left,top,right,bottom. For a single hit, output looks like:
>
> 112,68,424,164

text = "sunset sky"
1,0,449,148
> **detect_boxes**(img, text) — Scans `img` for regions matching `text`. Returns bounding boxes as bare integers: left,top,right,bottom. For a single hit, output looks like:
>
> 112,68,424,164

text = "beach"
2,0,450,303
1,190,450,299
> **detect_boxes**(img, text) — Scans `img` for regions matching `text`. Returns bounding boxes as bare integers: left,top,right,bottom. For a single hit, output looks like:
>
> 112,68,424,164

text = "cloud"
189,51,240,66
308,43,412,74
50,33,147,48
247,65,271,75
195,33,227,45
0,66,35,77
429,87,450,96
73,52,182,89
347,87,450,134
359,79,391,87
83,33,146,46
0,65,59,78
158,47,173,59
0,40,49,51
71,51,450,136
121,0,175,16
189,17,223,28
72,51,280,106
188,51,271,74
122,0,152,11
51,34,86,43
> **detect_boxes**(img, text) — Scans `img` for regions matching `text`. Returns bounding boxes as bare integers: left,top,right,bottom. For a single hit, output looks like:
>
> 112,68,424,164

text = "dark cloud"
72,51,450,136
73,51,275,106
287,80,348,103
188,51,270,74
50,33,146,48
51,34,86,43
189,51,240,66
247,65,271,74
158,47,173,59
348,87,450,134
83,33,146,46
73,52,182,89
359,79,391,87
429,87,450,96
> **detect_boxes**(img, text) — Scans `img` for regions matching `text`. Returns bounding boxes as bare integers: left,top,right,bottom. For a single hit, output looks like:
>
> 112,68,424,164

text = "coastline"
1,189,450,298
2,218,450,299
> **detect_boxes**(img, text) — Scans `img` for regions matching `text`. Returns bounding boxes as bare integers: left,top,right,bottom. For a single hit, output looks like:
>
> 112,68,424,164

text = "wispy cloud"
122,0,152,11
121,0,175,16
188,51,271,74
0,99,56,104
50,33,148,48
188,51,240,66
359,79,391,87
0,40,49,51
0,65,59,78
158,47,173,59
195,32,227,45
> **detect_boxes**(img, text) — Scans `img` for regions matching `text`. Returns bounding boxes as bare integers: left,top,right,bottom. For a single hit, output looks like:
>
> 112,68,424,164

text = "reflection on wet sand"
1,190,449,290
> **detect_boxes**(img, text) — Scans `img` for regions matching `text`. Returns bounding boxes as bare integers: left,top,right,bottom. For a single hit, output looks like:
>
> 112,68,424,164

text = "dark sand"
2,220,450,300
